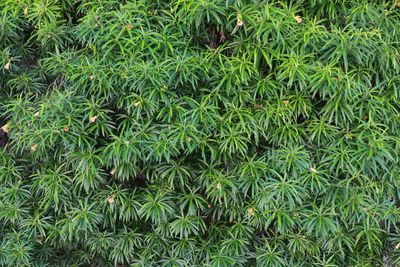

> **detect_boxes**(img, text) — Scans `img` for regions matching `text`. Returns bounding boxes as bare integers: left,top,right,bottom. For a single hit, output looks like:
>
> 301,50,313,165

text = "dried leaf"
1,124,9,133
3,61,11,70
31,144,38,152
89,115,98,123
237,12,244,27
295,15,303,24
248,207,254,217
107,195,115,204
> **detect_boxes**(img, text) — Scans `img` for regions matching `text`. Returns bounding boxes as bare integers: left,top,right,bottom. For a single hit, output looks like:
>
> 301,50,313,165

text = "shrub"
1,0,400,266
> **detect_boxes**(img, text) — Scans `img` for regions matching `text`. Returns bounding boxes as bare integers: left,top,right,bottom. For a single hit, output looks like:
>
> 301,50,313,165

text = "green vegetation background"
1,0,400,266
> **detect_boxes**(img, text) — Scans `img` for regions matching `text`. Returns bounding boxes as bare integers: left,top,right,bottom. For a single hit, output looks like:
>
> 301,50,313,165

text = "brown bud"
219,31,226,43
63,126,70,132
126,24,133,30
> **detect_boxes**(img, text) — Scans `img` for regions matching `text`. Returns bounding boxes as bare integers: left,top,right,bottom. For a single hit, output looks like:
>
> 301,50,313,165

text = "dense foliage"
1,0,400,266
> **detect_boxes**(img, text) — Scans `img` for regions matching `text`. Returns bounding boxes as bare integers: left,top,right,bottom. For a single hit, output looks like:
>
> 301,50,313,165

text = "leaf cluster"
1,0,400,266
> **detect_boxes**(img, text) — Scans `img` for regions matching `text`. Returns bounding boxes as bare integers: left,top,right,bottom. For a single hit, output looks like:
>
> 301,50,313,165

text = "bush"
1,0,400,266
